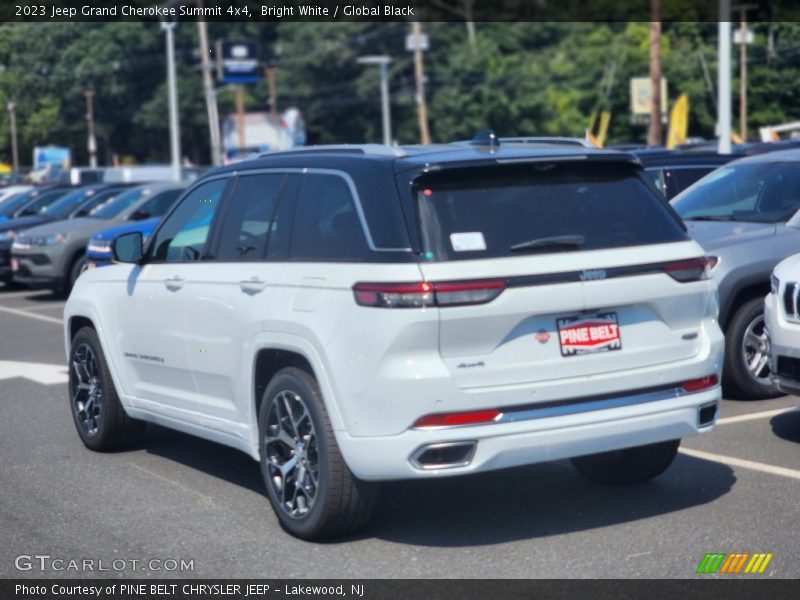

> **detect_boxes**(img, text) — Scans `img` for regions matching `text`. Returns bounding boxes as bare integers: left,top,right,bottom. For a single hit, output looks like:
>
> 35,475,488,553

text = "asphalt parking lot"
1,284,798,579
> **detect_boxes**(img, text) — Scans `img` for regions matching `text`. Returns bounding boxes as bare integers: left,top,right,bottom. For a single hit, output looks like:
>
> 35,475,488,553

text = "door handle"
240,278,268,294
165,275,185,291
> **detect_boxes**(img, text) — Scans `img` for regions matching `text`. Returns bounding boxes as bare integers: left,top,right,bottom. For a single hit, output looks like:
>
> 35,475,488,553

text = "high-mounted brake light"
681,374,719,393
413,409,502,428
353,279,506,308
664,257,711,283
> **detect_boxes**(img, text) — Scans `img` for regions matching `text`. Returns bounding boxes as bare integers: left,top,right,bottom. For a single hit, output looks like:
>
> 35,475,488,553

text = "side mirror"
112,232,143,264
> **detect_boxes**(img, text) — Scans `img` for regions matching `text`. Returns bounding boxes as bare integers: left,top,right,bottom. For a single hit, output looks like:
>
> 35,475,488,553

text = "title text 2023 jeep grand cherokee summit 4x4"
64,140,724,540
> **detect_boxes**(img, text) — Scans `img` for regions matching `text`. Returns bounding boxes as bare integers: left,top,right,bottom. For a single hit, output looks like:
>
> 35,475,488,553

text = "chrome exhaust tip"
409,441,477,470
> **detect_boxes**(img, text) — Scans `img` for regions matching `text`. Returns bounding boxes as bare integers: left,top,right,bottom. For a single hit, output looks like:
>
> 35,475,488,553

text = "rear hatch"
406,160,714,390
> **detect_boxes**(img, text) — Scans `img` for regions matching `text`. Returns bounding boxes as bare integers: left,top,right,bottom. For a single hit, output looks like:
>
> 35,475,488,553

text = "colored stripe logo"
697,552,773,574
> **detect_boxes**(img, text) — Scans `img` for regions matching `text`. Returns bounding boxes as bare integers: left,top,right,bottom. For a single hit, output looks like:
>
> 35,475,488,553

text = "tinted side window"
665,168,713,200
150,179,227,262
136,189,182,219
216,174,284,261
290,174,369,261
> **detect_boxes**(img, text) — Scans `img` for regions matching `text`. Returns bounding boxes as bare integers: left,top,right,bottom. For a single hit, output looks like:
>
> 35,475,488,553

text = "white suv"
64,141,724,539
765,255,800,395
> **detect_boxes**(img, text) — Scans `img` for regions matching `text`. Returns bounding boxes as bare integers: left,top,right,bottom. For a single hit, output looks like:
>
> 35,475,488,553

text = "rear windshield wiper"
510,234,586,253
684,215,736,221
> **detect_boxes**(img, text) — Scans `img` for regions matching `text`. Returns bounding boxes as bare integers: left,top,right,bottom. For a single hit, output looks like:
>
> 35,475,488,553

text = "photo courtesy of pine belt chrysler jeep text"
64,137,724,540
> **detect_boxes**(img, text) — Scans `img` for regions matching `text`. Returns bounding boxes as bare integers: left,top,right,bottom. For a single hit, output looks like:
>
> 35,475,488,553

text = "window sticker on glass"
450,232,487,252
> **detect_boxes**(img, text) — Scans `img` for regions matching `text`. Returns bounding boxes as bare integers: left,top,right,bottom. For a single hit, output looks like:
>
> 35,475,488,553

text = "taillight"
353,279,506,308
352,282,434,308
413,409,502,428
664,257,710,282
681,374,719,393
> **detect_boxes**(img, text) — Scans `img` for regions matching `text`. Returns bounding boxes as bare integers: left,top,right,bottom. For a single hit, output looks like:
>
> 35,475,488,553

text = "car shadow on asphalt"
365,455,736,547
142,424,264,494
770,409,800,444
140,425,737,546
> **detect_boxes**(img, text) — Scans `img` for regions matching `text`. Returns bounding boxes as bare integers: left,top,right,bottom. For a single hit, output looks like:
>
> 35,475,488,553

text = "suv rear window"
413,162,688,261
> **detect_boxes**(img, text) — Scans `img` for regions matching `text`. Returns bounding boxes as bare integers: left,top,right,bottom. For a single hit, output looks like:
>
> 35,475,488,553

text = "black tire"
66,255,86,294
570,440,680,485
723,297,781,400
68,327,145,451
258,367,378,540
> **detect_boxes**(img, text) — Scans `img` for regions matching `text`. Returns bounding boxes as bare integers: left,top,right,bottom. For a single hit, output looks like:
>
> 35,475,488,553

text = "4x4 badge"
580,269,607,281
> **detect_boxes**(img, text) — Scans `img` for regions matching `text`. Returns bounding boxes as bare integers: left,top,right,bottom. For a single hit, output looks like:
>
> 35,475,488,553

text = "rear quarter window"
414,162,688,261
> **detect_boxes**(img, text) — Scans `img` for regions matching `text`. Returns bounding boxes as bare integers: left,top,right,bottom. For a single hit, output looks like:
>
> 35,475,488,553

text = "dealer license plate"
556,312,622,357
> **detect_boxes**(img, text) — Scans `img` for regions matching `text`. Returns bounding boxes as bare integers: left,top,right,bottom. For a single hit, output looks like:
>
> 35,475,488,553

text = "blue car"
83,183,185,269
85,217,162,269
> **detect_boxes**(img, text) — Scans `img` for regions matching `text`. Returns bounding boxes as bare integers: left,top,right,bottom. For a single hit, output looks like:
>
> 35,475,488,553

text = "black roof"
203,143,639,180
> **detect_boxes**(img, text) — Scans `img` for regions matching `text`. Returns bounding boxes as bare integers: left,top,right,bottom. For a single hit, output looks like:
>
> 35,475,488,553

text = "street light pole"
718,0,732,154
6,101,19,174
161,20,182,182
84,90,98,168
378,60,391,146
357,55,393,146
197,18,221,167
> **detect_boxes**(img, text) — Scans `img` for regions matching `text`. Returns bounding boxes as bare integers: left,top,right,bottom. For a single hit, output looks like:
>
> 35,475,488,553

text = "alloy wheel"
264,390,319,519
71,343,103,436
742,314,771,385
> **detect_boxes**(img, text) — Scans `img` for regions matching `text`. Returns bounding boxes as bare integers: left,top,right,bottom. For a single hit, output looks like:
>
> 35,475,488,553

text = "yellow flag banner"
666,93,689,149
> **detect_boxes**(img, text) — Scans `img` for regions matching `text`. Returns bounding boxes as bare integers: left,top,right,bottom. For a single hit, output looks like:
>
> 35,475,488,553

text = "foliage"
1,21,800,166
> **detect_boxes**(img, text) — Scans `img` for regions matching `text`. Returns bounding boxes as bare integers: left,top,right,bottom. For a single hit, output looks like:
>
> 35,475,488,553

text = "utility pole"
736,4,756,142
411,22,431,145
718,0,732,154
6,101,19,174
161,20,182,182
84,90,97,168
648,0,662,147
197,16,221,167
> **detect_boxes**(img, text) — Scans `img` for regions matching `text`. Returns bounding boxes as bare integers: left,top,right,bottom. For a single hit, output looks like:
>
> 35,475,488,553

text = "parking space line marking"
127,461,214,503
716,407,798,426
0,290,53,299
8,304,66,312
679,447,800,481
0,360,68,384
0,305,63,324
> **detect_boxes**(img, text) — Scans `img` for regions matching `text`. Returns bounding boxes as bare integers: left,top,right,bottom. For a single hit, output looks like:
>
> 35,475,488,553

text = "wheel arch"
720,279,770,330
250,337,347,434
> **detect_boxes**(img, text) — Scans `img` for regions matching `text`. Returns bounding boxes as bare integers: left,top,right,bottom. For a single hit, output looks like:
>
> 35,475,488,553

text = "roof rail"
452,136,594,148
258,144,407,159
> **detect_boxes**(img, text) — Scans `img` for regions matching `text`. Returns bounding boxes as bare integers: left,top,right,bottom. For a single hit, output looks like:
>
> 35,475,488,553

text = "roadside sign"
33,146,71,170
733,29,754,45
405,32,429,51
630,77,668,116
216,39,260,84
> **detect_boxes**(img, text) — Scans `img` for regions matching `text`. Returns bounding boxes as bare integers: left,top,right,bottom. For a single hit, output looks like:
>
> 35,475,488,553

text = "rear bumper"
337,387,720,480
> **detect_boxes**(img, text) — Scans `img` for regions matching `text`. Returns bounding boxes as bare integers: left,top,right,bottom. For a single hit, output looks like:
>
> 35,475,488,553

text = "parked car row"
0,181,186,293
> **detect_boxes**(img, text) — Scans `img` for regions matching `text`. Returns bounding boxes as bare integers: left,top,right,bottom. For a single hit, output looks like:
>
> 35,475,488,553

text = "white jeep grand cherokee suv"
64,140,724,539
